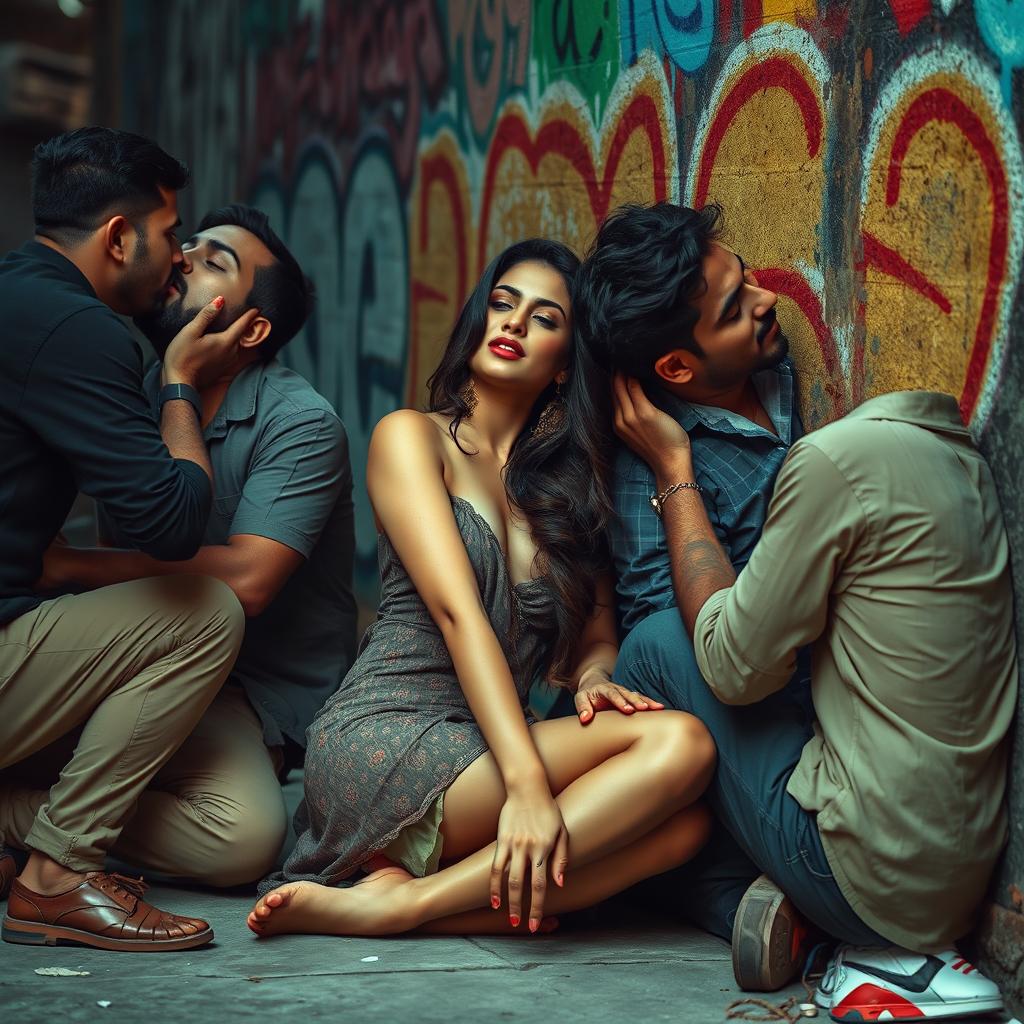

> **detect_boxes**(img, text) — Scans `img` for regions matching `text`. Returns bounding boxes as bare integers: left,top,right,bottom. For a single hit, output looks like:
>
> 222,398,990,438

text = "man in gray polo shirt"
15,204,358,886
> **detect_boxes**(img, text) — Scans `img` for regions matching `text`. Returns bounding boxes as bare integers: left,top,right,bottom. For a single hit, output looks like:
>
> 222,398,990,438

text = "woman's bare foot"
246,868,420,938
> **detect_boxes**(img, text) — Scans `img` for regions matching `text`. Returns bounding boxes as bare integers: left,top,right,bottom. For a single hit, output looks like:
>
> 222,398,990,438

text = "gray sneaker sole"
732,874,802,991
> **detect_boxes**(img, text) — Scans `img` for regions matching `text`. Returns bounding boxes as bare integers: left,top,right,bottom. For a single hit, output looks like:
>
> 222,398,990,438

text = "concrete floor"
5,889,1019,1024
0,886,807,1024
0,778,1015,1024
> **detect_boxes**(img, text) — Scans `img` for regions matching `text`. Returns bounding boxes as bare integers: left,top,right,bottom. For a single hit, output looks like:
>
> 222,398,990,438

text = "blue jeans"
614,609,885,946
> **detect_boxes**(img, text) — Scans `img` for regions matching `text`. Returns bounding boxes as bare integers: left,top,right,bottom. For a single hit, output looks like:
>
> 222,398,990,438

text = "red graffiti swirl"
478,92,669,272
694,55,823,209
867,87,1009,420
861,232,952,313
408,151,470,403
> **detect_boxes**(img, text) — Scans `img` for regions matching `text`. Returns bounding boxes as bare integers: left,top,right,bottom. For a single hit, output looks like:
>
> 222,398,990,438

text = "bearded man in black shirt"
0,127,255,952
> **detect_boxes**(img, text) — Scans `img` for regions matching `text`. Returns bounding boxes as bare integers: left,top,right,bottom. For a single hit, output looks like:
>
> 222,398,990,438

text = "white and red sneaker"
814,946,1003,1021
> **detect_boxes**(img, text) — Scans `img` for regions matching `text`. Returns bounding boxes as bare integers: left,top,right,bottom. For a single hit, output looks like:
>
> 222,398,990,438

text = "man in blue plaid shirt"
577,202,815,992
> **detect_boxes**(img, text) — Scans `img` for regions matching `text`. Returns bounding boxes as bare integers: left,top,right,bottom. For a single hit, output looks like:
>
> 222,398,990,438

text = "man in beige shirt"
611,373,1017,1021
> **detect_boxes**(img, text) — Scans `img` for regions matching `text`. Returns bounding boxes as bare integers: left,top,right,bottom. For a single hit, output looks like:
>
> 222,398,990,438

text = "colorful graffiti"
686,23,840,426
410,53,678,408
860,45,1023,427
447,0,533,141
121,0,1024,614
683,21,1024,433
250,0,447,189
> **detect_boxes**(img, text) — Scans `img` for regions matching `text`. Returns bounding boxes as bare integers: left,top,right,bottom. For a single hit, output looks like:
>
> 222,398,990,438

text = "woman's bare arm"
571,576,665,722
568,575,618,689
367,410,568,924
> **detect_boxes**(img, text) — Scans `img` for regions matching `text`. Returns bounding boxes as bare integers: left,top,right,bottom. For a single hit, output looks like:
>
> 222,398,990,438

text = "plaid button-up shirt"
611,359,803,635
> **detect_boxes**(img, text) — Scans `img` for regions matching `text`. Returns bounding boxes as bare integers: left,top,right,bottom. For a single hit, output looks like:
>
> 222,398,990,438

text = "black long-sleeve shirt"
0,240,211,626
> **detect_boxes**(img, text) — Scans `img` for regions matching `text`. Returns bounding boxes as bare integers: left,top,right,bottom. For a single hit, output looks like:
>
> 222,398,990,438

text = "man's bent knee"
157,575,245,673
170,575,245,638
203,819,285,887
617,609,707,712
177,796,287,888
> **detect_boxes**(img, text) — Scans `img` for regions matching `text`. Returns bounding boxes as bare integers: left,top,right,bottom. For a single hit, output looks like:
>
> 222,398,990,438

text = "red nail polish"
529,919,539,933
509,915,520,928
491,895,500,910
213,295,224,309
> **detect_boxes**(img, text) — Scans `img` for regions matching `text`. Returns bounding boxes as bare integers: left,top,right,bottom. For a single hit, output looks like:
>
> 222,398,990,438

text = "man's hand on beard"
160,296,261,390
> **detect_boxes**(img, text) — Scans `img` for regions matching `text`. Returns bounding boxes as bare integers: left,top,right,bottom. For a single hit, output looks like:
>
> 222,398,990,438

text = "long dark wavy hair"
427,239,613,683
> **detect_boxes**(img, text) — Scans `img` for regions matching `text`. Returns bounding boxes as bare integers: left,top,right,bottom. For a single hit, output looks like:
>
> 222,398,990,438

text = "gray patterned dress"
259,495,557,894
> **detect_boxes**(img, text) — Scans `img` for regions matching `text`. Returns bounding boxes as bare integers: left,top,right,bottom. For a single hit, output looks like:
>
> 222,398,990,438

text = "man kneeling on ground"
592,205,1015,1022
0,127,249,952
11,205,359,891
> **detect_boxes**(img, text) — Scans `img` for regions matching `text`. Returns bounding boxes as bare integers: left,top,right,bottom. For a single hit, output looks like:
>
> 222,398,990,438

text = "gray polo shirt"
101,359,358,757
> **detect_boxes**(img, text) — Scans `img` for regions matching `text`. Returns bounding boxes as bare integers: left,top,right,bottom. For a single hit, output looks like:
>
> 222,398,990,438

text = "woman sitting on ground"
248,239,715,938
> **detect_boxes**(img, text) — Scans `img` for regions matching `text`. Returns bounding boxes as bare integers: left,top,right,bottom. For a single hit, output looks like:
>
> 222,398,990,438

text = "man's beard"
699,312,790,391
134,271,192,358
753,309,790,371
117,229,170,319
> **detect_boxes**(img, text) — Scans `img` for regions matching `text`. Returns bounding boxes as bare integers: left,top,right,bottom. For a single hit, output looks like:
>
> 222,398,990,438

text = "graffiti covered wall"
123,0,1024,988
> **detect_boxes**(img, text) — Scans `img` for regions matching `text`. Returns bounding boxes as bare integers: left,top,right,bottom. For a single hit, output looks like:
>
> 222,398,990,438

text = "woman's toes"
266,891,285,908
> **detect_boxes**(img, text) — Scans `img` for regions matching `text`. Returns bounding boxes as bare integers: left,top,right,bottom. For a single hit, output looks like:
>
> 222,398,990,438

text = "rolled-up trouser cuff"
25,803,107,872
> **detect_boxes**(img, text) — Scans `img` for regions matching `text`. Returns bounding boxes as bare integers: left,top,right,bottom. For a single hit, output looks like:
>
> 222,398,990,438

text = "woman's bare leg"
249,803,710,937
417,803,710,934
248,710,714,937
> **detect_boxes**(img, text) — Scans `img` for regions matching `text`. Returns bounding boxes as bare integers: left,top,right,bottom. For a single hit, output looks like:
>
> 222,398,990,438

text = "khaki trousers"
0,575,243,871
1,686,287,887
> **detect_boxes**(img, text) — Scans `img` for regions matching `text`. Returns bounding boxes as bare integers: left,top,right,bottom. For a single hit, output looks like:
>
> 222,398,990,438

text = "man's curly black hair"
576,202,723,381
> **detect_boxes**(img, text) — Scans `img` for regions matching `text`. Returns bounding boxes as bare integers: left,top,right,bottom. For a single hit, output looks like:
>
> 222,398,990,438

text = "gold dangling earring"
532,378,566,439
458,378,478,414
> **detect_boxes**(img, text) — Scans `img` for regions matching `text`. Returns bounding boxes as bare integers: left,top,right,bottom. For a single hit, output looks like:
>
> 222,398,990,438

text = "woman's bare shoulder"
369,411,459,490
372,408,445,449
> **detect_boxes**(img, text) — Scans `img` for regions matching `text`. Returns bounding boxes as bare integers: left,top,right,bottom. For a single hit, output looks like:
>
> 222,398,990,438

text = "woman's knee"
642,711,717,798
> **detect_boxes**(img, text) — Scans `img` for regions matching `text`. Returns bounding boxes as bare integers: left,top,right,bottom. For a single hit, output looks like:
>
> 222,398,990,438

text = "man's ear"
653,349,696,385
101,215,132,266
238,316,272,351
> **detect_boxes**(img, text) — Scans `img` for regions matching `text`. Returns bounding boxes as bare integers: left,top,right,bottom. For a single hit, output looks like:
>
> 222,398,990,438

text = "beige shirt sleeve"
693,440,866,705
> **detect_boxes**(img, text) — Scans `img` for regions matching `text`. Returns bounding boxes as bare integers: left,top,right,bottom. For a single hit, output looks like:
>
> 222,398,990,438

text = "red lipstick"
488,337,525,360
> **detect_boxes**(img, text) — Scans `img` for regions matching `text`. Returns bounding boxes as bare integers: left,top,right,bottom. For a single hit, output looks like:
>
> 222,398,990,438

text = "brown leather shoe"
2,872,213,952
0,847,17,901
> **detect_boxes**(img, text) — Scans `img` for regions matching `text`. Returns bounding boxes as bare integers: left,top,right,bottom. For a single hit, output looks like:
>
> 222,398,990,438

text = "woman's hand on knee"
490,787,569,932
574,668,664,723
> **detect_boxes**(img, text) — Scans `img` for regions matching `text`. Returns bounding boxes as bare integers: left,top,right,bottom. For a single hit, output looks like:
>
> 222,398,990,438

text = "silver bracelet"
649,481,702,518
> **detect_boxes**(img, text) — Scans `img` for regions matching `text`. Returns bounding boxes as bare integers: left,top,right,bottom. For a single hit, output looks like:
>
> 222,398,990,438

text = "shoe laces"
97,872,149,902
724,942,835,1022
804,940,835,991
